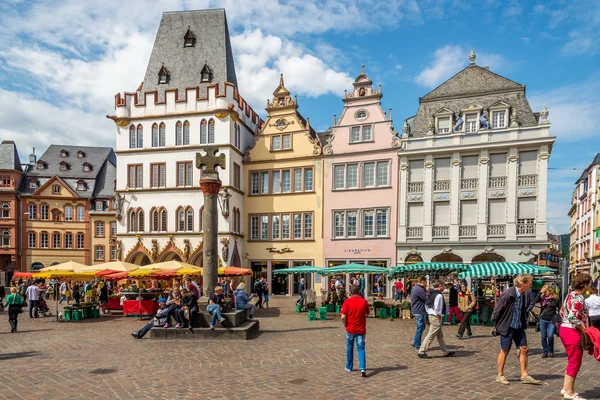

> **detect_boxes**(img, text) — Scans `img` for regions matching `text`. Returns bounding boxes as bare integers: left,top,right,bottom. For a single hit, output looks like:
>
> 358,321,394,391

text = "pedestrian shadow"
0,328,53,335
0,351,41,360
254,308,281,318
367,364,407,377
580,388,600,398
256,326,339,337
531,373,563,381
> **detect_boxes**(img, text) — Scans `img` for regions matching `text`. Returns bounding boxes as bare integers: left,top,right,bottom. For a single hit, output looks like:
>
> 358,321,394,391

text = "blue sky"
0,0,598,234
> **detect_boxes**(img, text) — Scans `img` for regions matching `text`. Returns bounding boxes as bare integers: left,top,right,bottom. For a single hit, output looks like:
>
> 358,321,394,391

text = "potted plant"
306,302,316,311
401,300,412,319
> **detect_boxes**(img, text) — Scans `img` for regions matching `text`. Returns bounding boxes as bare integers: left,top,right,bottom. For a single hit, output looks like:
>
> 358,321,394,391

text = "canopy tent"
273,265,323,275
458,262,556,279
33,261,95,279
13,272,33,278
388,262,467,279
38,261,90,272
219,266,252,276
318,263,389,275
128,260,198,278
79,261,138,274
103,271,130,282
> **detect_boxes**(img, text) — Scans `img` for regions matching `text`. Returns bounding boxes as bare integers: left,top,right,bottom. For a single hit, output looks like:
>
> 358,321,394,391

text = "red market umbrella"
219,266,252,276
151,270,179,279
95,269,118,277
104,271,130,282
14,272,34,278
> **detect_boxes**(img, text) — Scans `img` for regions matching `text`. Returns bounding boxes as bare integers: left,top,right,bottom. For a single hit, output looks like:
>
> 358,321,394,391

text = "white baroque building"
109,10,262,267
396,50,556,265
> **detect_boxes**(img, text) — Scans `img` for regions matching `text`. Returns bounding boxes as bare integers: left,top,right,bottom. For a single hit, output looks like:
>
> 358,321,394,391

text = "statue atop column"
196,146,226,300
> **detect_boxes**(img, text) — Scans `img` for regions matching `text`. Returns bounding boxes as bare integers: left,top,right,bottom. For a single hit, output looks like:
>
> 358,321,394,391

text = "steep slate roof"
92,159,116,198
0,141,23,171
411,64,538,137
142,9,237,101
22,145,115,198
575,153,600,183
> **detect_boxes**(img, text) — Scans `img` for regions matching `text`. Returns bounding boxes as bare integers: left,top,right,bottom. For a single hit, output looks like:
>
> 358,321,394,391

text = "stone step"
150,320,259,341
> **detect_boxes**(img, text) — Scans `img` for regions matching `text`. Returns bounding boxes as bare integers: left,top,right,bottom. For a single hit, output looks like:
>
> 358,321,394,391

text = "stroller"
37,296,52,317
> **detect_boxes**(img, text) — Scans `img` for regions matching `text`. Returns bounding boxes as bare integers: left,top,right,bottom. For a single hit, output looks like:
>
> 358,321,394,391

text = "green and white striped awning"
388,262,467,279
458,263,556,279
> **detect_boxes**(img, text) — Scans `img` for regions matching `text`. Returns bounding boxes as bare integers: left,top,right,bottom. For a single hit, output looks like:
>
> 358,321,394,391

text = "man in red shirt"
341,285,370,377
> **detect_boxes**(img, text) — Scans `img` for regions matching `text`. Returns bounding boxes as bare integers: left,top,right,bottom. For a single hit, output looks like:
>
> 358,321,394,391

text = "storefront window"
292,260,312,294
368,260,387,296
271,261,289,295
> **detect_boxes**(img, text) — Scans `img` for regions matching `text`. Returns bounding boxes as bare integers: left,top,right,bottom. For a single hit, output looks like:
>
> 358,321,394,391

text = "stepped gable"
142,9,237,101
21,145,115,198
411,63,538,137
0,141,23,171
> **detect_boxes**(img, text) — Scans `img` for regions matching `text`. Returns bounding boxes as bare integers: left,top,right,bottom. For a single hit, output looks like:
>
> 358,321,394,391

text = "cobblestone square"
0,297,598,400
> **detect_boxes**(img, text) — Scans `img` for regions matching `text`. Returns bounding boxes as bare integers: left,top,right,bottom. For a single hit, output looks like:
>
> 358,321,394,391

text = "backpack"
254,280,263,293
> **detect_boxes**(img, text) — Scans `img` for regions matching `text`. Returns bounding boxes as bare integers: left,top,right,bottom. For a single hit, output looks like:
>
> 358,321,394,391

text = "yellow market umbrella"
32,271,95,280
79,261,138,273
177,267,203,276
129,260,198,277
38,260,90,273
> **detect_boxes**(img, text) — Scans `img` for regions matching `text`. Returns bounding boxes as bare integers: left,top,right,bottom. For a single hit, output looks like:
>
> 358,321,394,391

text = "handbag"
181,305,190,320
579,330,594,352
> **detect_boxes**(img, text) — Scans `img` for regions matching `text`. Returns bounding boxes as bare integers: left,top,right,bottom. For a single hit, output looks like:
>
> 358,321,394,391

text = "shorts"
500,327,527,351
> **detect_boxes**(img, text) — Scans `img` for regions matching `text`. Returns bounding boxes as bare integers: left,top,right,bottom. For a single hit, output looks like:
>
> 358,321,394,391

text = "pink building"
322,66,399,296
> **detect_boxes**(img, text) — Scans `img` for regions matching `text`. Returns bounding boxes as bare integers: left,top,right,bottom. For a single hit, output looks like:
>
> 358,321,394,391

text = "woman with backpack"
4,287,24,332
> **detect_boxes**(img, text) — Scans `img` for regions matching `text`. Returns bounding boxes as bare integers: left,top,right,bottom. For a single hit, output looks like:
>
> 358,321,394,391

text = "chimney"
29,147,36,164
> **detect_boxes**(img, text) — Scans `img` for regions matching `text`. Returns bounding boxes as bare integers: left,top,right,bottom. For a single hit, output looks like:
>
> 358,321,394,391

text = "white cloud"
520,36,530,45
395,64,403,70
415,45,504,88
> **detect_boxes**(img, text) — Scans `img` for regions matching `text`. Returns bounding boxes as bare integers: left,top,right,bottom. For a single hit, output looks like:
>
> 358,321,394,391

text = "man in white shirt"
585,287,600,329
418,280,455,359
26,282,41,318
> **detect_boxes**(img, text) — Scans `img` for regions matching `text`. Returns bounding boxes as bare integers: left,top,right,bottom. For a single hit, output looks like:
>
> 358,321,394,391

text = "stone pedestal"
200,178,221,299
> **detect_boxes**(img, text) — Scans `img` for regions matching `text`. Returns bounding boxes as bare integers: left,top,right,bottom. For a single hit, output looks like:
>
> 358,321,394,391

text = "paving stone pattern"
0,297,598,400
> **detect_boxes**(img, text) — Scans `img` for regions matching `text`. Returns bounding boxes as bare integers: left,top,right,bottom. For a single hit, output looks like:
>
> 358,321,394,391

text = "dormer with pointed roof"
344,65,382,103
183,26,196,47
266,74,297,111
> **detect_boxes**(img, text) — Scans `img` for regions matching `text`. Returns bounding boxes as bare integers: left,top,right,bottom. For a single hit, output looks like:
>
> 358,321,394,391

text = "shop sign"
344,248,371,255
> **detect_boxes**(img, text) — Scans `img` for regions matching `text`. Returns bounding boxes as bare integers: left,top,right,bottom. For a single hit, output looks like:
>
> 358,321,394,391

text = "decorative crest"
196,146,226,175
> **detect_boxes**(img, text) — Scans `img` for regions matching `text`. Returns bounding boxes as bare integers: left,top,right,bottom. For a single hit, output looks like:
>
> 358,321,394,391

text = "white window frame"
332,208,390,239
491,108,508,129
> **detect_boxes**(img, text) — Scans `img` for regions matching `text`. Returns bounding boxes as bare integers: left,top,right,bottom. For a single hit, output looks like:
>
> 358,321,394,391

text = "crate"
326,304,335,312
63,308,72,321
335,305,341,314
91,307,100,318
378,308,387,319
295,305,303,313
72,309,83,321
389,307,397,319
307,310,316,321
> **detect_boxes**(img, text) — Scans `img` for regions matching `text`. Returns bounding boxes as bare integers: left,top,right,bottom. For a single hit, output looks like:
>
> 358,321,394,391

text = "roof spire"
469,48,476,65
279,73,284,87
361,64,365,75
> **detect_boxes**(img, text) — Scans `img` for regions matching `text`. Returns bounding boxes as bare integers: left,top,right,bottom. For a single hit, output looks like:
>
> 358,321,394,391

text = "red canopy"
104,271,129,281
95,269,118,277
14,272,34,278
151,270,179,279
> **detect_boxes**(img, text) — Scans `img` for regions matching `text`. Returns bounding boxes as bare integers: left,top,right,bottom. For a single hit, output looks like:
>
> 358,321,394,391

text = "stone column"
196,146,227,301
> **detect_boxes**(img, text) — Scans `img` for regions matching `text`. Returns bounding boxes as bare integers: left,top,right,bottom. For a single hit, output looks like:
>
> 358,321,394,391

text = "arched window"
232,207,238,233
137,124,143,148
177,209,185,232
208,118,215,144
152,209,159,232
186,208,193,231
138,210,145,232
0,202,10,218
200,119,207,144
129,125,137,149
159,122,166,147
160,209,167,232
152,123,159,147
199,206,204,232
0,229,10,246
183,120,190,145
176,121,183,146
129,210,137,233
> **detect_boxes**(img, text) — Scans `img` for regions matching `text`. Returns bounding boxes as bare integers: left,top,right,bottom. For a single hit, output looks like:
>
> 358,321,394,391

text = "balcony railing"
408,182,424,193
488,176,507,189
433,180,450,191
487,224,506,237
518,174,538,187
517,219,536,235
461,178,478,190
407,227,423,238
459,225,477,237
432,226,449,238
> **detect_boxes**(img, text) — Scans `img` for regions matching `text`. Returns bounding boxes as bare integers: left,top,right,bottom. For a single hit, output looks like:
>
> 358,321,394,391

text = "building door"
368,260,388,296
271,261,289,295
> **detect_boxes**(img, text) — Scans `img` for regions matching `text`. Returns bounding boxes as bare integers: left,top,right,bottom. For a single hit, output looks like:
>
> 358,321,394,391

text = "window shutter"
434,158,451,180
408,203,423,227
488,199,506,224
409,160,424,182
460,200,477,225
518,197,536,219
489,153,507,177
519,151,537,175
434,201,450,226
461,155,478,179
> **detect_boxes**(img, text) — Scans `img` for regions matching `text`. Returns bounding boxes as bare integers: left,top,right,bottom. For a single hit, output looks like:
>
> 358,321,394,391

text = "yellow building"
20,145,116,270
243,75,324,296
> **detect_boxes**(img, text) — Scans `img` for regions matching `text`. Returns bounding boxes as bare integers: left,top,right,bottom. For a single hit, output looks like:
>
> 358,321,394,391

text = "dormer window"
36,162,45,170
464,113,478,133
76,180,86,191
60,150,69,157
183,27,196,47
82,163,91,172
158,64,169,84
29,180,38,189
59,161,69,171
201,63,212,83
77,151,85,158
436,117,450,134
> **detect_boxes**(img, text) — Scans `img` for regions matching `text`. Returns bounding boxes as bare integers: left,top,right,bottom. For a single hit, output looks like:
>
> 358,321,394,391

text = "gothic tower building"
109,10,262,267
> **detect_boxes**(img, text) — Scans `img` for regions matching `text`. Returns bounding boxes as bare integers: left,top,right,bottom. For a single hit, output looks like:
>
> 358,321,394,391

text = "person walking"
447,282,462,325
418,280,455,358
410,276,427,351
492,274,541,386
585,287,600,329
296,278,305,307
359,274,365,297
262,280,269,308
456,283,476,339
341,285,370,377
559,274,593,400
254,277,264,309
393,279,404,306
26,282,40,318
530,285,559,358
4,287,23,332
59,281,70,304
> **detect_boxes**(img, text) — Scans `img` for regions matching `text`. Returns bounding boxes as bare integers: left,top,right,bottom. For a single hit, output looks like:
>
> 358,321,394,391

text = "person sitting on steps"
207,286,227,330
234,283,256,321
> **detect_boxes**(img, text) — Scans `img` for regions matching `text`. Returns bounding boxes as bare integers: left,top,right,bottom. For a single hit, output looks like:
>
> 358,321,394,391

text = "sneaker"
131,332,140,339
175,323,181,329
218,317,226,323
361,371,367,378
465,334,473,339
209,324,215,330
417,353,431,359
248,317,257,322
563,393,585,400
456,334,463,339
495,375,510,385
163,323,169,328
520,376,541,385
345,368,352,372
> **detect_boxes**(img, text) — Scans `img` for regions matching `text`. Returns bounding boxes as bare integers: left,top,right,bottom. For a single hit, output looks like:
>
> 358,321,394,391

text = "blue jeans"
207,304,223,326
413,314,426,349
360,287,364,297
346,333,366,371
29,300,39,318
59,295,70,304
296,295,304,305
539,319,555,355
137,322,154,338
394,292,403,301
